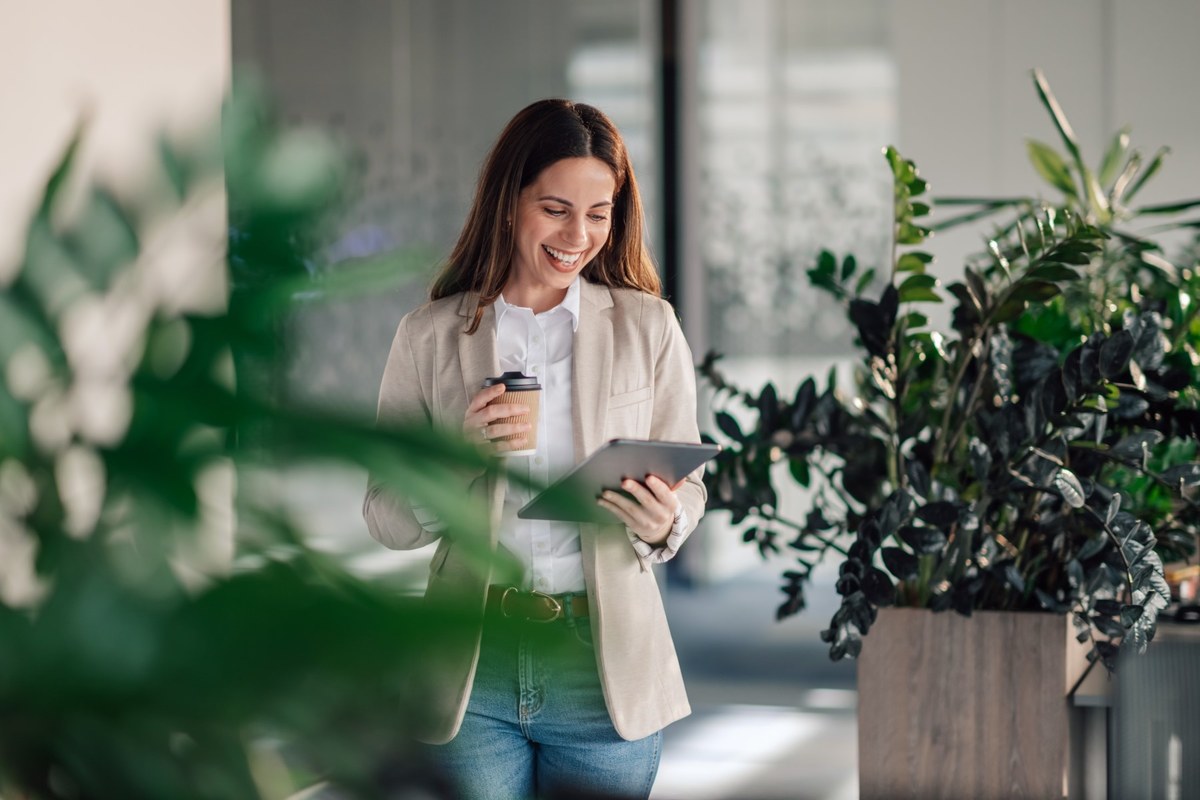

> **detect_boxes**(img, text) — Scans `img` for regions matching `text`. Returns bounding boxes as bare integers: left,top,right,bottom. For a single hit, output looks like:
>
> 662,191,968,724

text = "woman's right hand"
464,384,531,454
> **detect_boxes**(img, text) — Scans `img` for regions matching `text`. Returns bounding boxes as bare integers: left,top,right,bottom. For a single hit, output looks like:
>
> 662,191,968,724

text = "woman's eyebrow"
536,195,614,208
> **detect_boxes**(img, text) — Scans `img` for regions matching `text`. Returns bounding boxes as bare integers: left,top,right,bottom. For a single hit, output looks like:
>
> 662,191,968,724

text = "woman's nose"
562,216,587,245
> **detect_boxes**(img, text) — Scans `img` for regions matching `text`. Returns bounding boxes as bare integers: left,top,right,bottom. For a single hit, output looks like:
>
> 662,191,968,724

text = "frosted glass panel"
696,0,896,357
232,0,659,414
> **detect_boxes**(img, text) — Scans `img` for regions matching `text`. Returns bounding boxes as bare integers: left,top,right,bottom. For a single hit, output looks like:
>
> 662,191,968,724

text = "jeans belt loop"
561,591,576,624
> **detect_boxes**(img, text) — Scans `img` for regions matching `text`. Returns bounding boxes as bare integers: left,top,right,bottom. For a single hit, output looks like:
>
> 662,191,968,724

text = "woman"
363,99,706,800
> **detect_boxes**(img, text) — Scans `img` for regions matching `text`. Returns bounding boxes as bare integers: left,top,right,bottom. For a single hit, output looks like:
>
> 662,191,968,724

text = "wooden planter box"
857,607,1090,800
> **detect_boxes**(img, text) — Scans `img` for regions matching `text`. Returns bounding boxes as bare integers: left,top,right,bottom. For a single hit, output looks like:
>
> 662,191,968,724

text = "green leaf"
915,501,960,527
38,122,86,218
1027,264,1082,282
1008,280,1061,303
1032,68,1110,218
69,189,141,289
896,252,933,273
898,274,940,304
1026,139,1079,199
929,199,1028,233
1136,197,1200,215
840,254,858,281
715,411,744,442
1160,463,1200,488
1099,330,1134,380
1122,146,1169,203
991,296,1027,323
1109,153,1142,205
910,202,931,218
881,547,919,581
1046,249,1094,266
1120,604,1145,628
854,267,877,295
815,249,837,278
898,525,947,554
1098,127,1131,188
900,288,942,304
897,222,929,245
789,458,811,487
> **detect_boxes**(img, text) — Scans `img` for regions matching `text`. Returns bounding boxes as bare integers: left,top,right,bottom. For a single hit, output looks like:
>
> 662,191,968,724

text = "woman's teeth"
543,245,581,265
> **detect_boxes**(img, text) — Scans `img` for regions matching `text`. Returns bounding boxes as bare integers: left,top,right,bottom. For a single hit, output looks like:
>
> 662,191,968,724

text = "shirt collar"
494,277,582,332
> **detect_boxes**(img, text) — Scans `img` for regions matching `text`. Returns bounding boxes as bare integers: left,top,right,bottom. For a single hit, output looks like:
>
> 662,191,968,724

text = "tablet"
517,438,721,523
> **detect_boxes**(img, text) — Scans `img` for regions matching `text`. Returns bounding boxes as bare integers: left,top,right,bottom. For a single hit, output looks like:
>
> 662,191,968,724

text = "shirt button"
530,365,540,374
534,456,543,465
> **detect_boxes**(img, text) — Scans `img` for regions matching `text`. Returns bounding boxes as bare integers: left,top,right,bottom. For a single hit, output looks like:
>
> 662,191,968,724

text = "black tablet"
517,438,721,523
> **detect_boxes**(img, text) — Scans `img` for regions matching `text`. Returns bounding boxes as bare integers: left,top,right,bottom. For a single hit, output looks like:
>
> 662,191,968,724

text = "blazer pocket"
605,386,653,439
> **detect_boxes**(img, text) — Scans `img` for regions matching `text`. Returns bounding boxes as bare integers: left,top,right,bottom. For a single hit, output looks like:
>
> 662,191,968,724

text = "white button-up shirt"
494,279,585,593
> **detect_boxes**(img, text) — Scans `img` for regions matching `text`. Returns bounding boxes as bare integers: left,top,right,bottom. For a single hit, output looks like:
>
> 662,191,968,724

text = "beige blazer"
363,280,706,743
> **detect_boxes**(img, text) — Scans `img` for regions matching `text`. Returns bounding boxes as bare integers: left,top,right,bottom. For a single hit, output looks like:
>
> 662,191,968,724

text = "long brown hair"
431,99,661,333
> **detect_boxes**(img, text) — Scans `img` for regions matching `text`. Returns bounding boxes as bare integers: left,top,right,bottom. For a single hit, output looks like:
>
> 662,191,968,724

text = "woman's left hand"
597,474,685,546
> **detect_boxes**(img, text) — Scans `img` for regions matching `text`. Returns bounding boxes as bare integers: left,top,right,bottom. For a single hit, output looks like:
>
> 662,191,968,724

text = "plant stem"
757,510,851,557
933,331,984,465
1086,448,1200,516
1082,505,1136,595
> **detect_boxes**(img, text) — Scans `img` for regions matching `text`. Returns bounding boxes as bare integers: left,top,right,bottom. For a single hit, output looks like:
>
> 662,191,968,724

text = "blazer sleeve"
362,310,442,550
647,300,707,536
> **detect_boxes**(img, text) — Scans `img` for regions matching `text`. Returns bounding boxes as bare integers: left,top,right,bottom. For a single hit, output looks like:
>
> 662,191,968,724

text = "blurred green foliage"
0,83,496,799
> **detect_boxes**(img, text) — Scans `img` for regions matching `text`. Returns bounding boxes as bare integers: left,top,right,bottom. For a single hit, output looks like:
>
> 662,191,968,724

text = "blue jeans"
430,604,662,800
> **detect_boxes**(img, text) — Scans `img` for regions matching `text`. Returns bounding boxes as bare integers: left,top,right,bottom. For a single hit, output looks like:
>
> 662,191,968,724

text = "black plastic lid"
482,370,541,390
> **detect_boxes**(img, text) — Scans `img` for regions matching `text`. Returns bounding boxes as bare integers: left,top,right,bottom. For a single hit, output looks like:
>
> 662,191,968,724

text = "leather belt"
485,586,589,623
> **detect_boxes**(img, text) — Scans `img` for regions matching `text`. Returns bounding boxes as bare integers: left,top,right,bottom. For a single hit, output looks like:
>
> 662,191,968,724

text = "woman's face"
505,156,617,309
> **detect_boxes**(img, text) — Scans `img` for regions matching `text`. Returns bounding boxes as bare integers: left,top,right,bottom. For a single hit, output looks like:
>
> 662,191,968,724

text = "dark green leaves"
849,284,899,359
702,77,1200,671
1099,330,1134,380
715,411,745,442
898,525,947,555
881,547,919,580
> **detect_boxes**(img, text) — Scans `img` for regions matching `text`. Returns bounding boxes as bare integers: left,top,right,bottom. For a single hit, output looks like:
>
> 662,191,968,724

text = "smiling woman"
363,99,707,800
506,156,616,311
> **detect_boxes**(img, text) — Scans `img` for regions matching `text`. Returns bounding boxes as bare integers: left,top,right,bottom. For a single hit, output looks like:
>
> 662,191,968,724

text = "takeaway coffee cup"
482,371,541,456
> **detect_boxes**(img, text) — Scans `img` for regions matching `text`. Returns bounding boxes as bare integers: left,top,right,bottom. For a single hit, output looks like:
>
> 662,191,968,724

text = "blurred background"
3,2,1199,798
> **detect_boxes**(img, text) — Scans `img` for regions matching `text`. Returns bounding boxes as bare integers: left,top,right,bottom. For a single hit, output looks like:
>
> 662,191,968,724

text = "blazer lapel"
575,282,616,591
457,291,499,401
456,292,505,552
572,281,614,463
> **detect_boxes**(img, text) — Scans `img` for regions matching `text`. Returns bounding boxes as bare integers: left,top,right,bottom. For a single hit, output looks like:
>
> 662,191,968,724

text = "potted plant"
700,69,1200,798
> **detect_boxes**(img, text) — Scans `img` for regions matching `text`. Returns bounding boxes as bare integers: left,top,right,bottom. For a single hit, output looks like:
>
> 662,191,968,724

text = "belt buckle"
500,587,563,623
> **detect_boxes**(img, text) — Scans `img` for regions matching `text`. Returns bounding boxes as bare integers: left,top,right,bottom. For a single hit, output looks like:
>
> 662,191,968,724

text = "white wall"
0,1,231,277
892,0,1200,282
